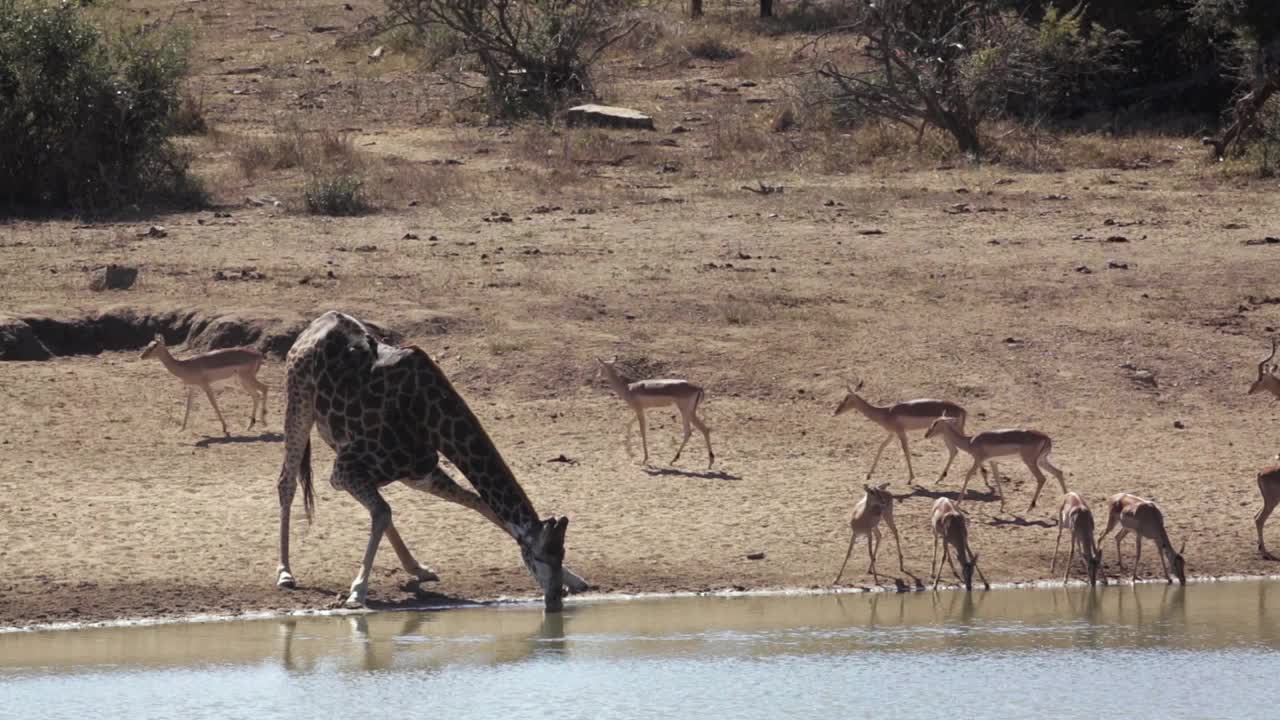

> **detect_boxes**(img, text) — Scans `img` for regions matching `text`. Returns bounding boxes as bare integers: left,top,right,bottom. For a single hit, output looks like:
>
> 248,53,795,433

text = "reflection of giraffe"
274,311,587,610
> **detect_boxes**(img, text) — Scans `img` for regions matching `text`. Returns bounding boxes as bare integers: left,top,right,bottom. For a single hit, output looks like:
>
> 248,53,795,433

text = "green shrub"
304,174,370,216
0,0,200,213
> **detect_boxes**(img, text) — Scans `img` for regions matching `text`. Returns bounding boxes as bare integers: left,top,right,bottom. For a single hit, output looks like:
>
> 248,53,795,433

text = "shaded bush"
0,0,201,213
304,174,370,216
385,0,635,119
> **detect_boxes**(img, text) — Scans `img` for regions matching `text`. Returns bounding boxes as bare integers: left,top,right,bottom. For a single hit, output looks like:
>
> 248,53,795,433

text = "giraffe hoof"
344,592,367,609
277,571,297,590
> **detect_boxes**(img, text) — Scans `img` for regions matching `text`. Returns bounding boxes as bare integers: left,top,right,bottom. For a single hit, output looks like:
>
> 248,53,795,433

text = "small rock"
1105,235,1130,243
995,178,1015,185
1107,260,1129,269
367,45,385,62
746,552,766,560
1042,193,1070,201
1075,265,1093,274
88,264,138,291
138,225,167,239
1244,236,1280,246
1173,420,1186,429
531,205,562,214
311,24,342,33
546,454,578,465
353,244,377,253
670,125,690,134
945,203,971,214
857,229,884,235
402,233,419,240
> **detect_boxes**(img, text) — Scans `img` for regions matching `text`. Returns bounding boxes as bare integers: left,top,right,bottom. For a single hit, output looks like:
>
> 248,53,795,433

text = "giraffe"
274,311,588,611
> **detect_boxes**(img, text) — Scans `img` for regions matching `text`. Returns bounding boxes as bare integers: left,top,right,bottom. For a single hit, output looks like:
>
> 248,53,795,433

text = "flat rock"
88,264,138,291
564,104,655,131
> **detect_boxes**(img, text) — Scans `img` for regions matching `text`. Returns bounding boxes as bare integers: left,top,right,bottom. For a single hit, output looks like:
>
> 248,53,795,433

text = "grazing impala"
1255,466,1280,560
1051,492,1103,586
834,482,906,585
1248,338,1280,399
924,417,1068,512
597,356,714,467
929,497,988,591
1099,493,1186,585
833,380,967,484
141,335,268,437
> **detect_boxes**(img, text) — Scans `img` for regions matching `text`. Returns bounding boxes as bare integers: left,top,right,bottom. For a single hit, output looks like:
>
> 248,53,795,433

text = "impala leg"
868,527,881,583
896,430,915,483
883,510,907,573
1257,492,1279,560
958,459,982,505
181,386,194,430
937,436,959,483
623,416,637,457
671,405,693,465
868,434,893,482
1158,544,1172,584
834,530,858,585
1041,453,1068,494
635,409,651,465
930,534,941,590
1064,537,1076,585
238,373,261,430
988,461,1006,512
1024,454,1049,512
1051,519,1065,574
973,556,990,590
1113,528,1129,572
201,383,231,437
1132,534,1143,583
690,412,714,468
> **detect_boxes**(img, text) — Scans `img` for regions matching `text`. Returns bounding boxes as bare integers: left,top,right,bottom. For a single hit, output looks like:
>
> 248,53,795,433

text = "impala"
141,335,268,437
1099,493,1186,585
833,380,967,484
924,417,1067,512
834,482,906,584
1051,492,1103,586
597,356,714,467
929,497,988,591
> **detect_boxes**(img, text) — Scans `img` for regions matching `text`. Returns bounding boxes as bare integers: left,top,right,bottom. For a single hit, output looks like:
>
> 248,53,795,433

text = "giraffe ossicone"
273,311,586,611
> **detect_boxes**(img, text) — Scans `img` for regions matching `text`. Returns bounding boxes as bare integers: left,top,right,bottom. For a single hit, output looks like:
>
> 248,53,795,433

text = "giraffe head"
520,516,570,612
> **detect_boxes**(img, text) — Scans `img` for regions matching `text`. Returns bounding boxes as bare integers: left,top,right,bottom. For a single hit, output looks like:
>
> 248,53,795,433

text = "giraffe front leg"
345,478,391,609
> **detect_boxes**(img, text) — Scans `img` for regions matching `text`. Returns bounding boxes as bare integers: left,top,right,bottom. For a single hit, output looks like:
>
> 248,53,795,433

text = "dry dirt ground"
3,0,1280,628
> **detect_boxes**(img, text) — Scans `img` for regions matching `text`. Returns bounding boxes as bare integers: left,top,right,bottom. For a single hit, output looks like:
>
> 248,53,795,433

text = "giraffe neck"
425,359,539,535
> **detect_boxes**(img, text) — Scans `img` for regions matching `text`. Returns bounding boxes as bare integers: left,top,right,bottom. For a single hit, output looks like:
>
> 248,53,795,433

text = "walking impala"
596,356,714,467
1099,493,1186,585
1255,466,1280,560
1248,338,1280,399
929,497,988,591
924,417,1068,512
1051,492,1103,586
833,380,967,484
834,482,906,585
141,335,268,437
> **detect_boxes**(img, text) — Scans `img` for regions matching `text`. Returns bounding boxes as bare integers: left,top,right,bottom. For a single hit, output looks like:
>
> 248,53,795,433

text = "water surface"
4,581,1279,719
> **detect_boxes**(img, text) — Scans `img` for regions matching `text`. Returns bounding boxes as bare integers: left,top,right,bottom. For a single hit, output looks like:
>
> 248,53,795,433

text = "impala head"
925,415,958,439
1249,338,1279,395
140,334,165,360
1086,546,1103,587
862,481,893,506
520,516,570,612
961,552,978,592
833,379,865,416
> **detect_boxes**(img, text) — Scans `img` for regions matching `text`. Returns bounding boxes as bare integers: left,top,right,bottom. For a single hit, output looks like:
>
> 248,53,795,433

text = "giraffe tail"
300,439,315,521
